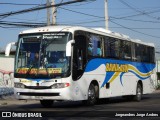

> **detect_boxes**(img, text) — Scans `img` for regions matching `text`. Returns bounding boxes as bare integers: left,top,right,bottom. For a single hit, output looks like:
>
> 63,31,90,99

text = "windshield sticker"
16,68,62,74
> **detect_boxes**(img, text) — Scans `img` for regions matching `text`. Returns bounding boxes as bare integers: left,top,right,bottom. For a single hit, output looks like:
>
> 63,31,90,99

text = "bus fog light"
14,83,25,88
51,83,70,89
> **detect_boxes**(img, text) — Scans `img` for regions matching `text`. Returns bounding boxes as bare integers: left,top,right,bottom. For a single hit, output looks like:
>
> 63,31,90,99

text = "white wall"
0,57,14,71
0,57,14,96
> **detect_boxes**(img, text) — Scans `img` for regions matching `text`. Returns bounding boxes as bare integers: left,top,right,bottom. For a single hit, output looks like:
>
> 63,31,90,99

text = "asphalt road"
0,90,160,119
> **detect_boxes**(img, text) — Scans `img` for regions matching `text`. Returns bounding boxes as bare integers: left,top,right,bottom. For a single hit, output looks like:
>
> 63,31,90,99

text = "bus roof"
19,25,154,47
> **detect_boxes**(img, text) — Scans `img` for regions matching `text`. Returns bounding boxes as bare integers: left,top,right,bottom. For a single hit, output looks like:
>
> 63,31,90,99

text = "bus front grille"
25,86,52,89
19,92,60,96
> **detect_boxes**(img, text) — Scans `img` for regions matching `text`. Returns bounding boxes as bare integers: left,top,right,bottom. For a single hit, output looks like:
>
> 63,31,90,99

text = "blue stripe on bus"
84,58,155,87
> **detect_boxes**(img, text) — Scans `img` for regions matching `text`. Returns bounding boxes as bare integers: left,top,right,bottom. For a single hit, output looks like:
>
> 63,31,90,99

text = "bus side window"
88,43,93,56
135,43,141,62
132,43,137,61
88,34,102,57
106,38,119,59
150,47,155,63
120,40,131,60
142,46,149,62
104,37,110,57
97,41,102,56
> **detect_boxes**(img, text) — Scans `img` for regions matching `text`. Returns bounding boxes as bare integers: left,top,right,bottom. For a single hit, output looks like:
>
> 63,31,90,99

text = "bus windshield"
15,32,71,78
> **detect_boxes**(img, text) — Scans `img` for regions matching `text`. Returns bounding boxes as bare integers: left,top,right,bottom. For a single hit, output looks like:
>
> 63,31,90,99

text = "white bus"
14,26,156,107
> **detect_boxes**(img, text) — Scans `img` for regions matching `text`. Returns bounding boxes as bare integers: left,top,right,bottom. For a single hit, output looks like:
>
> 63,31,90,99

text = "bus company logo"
106,63,129,72
1,112,42,118
2,112,11,117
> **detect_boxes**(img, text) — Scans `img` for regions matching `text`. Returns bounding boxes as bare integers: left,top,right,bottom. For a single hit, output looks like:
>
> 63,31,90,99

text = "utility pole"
45,0,87,26
104,0,108,30
51,0,56,25
47,0,51,26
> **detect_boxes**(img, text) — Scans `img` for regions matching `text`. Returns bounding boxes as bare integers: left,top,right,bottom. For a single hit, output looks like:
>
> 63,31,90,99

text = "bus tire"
83,84,96,106
134,83,142,102
40,100,54,108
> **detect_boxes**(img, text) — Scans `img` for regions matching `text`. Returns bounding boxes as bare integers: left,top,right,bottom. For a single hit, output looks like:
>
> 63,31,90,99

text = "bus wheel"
83,84,96,106
40,100,54,108
134,83,142,102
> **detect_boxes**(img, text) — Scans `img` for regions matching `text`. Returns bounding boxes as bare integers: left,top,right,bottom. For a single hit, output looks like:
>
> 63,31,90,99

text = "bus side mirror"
5,42,17,56
66,40,75,56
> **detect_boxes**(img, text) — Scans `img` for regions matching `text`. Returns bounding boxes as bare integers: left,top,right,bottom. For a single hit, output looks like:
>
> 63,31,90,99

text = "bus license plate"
35,96,43,99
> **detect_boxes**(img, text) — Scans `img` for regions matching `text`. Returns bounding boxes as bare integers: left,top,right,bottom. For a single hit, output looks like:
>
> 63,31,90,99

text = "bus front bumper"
14,87,73,101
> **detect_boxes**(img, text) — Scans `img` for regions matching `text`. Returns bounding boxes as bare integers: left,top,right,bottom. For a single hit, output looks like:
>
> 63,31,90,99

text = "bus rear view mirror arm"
66,40,75,56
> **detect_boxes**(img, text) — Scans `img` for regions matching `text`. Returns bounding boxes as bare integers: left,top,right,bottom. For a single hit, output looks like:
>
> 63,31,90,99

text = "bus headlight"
14,83,25,88
51,83,70,89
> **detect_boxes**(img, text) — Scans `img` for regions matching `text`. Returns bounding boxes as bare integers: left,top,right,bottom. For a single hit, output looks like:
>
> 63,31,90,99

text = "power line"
119,0,160,20
0,21,46,28
0,2,41,6
0,0,90,18
5,17,46,23
1,0,160,39
0,25,25,29
110,17,160,24
35,0,44,23
57,17,160,29
109,6,160,10
0,21,45,25
58,21,160,29
58,19,104,24
57,7,160,29
109,26,160,30
63,0,96,6
59,7,104,18
62,6,160,10
59,22,160,29
110,8,160,20
110,20,160,39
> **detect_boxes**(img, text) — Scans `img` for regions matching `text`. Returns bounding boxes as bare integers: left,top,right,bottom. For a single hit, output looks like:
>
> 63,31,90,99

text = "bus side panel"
83,58,156,99
121,72,138,95
72,64,106,100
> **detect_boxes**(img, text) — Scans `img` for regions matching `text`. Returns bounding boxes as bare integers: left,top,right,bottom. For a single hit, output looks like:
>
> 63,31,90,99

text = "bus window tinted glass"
119,40,131,60
104,37,119,58
88,35,102,57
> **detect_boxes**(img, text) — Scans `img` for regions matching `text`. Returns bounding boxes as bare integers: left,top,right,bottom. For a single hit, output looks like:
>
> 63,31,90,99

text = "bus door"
72,35,87,80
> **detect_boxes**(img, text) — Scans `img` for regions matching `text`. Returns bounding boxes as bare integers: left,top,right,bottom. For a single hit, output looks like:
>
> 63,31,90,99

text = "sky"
0,0,160,58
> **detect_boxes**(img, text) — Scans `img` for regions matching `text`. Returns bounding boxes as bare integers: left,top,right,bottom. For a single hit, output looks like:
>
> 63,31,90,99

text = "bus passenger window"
88,43,93,56
135,44,142,62
109,38,119,58
88,35,102,57
97,41,102,56
120,40,131,60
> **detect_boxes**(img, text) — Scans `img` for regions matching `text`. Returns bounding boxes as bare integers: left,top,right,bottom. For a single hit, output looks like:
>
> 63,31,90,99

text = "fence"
0,69,14,96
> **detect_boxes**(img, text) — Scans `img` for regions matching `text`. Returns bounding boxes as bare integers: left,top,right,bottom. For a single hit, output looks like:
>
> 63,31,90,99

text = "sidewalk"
0,95,38,106
153,89,160,93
